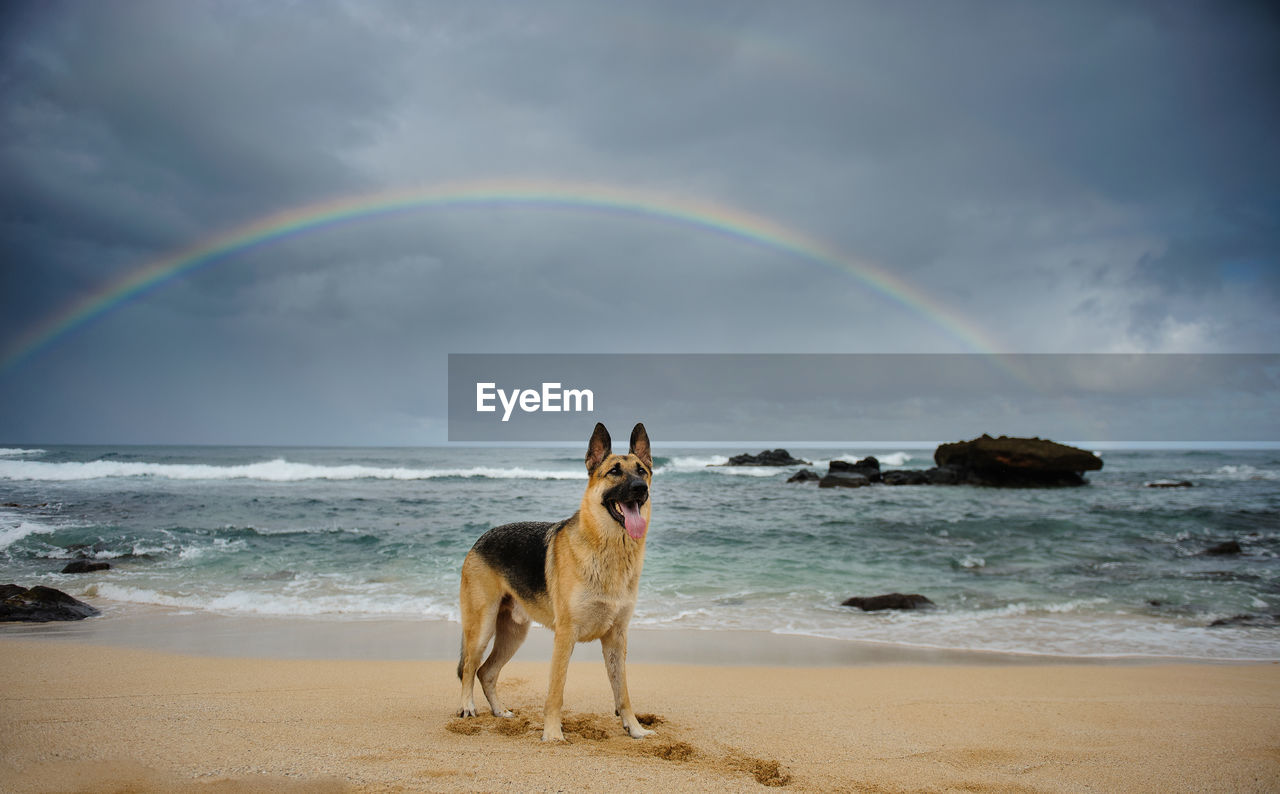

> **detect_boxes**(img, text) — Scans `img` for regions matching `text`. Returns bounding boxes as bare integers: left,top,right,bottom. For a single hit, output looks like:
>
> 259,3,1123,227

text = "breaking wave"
1205,464,1280,481
833,451,919,467
0,459,586,482
0,510,61,550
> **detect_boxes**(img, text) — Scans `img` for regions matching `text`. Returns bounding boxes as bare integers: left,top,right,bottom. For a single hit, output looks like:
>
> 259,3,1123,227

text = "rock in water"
786,469,821,483
819,472,870,489
923,464,969,485
841,593,935,611
829,457,882,482
0,584,100,622
718,449,812,466
933,434,1102,487
819,457,880,488
1202,540,1242,556
61,560,111,574
882,469,930,485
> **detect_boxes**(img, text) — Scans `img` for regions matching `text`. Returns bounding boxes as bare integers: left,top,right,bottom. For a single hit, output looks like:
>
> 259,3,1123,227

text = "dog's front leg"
542,625,576,742
602,624,653,739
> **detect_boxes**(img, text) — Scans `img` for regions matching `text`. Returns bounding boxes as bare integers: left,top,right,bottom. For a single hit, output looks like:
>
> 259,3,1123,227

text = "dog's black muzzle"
603,477,648,525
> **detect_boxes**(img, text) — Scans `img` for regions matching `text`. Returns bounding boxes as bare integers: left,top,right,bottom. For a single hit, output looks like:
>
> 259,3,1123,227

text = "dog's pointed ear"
629,422,652,469
585,423,612,472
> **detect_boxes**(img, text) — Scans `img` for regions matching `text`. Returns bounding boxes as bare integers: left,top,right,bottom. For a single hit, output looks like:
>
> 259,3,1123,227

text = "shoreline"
0,601,1269,666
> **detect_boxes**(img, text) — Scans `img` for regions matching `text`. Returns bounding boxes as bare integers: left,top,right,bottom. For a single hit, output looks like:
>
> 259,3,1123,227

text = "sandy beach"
2,618,1278,793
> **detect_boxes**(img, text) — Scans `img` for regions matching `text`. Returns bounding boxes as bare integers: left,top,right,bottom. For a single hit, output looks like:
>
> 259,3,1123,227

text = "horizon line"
4,440,1279,450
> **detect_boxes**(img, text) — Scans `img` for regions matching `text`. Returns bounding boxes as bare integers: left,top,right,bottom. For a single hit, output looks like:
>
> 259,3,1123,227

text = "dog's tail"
456,638,464,681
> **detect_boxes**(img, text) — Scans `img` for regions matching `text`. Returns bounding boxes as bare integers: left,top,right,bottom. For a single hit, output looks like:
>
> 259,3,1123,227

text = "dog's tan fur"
457,422,654,742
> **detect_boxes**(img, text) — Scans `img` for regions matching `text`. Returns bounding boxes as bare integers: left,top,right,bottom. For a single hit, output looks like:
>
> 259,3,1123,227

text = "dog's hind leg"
457,560,502,718
477,596,529,718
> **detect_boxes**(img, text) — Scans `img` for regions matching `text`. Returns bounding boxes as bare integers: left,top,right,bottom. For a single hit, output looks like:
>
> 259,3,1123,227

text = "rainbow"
1,179,1005,371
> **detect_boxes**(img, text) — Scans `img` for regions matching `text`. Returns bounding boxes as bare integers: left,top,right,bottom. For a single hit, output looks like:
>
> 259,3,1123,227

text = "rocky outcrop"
841,593,935,611
782,435,1102,490
933,435,1102,487
718,449,812,467
0,584,100,622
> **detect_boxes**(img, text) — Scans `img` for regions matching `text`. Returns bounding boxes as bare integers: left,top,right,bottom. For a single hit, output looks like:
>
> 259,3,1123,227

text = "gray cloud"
1,0,1276,444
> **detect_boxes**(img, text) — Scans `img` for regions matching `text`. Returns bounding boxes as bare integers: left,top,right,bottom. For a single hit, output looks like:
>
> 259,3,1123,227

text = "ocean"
1,444,1277,660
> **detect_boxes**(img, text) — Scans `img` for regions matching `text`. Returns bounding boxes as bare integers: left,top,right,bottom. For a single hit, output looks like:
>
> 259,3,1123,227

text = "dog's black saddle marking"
471,519,566,602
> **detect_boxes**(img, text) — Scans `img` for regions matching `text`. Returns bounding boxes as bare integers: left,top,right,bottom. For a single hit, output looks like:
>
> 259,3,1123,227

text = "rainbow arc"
1,179,1004,372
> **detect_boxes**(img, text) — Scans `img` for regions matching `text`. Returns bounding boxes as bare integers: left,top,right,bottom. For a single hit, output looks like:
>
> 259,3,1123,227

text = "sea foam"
0,459,585,482
656,455,730,472
85,582,460,621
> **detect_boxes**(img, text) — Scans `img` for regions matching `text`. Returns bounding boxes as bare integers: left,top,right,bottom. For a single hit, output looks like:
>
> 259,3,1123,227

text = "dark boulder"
828,457,881,482
819,472,870,489
882,469,930,486
0,584,100,622
841,593,935,611
923,464,969,485
1203,540,1243,556
819,457,880,488
718,449,812,467
61,560,111,574
933,435,1102,487
786,469,820,483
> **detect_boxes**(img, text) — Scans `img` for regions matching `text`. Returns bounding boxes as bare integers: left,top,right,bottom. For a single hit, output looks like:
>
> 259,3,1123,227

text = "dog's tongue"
620,502,647,540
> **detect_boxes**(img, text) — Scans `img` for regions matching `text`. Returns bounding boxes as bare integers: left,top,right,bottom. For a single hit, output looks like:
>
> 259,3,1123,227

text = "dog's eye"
609,464,622,476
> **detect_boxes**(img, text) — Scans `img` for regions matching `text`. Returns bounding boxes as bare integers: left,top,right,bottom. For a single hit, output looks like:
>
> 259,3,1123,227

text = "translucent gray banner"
447,354,1280,442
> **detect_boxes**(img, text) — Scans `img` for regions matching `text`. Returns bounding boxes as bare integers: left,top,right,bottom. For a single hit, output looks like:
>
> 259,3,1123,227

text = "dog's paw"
626,724,656,739
457,705,477,718
541,726,566,743
493,708,514,718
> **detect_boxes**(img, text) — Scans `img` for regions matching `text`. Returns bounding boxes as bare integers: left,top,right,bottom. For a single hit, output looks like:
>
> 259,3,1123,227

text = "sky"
1,1,1277,445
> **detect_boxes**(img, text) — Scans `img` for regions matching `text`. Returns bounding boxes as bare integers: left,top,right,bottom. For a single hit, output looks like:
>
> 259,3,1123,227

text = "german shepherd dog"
457,422,654,742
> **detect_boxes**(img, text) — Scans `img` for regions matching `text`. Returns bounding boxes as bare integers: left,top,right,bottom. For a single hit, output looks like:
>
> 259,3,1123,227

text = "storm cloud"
1,1,1277,444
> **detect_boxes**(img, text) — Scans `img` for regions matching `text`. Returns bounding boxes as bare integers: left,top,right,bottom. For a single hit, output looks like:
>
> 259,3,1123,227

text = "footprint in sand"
444,711,791,786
